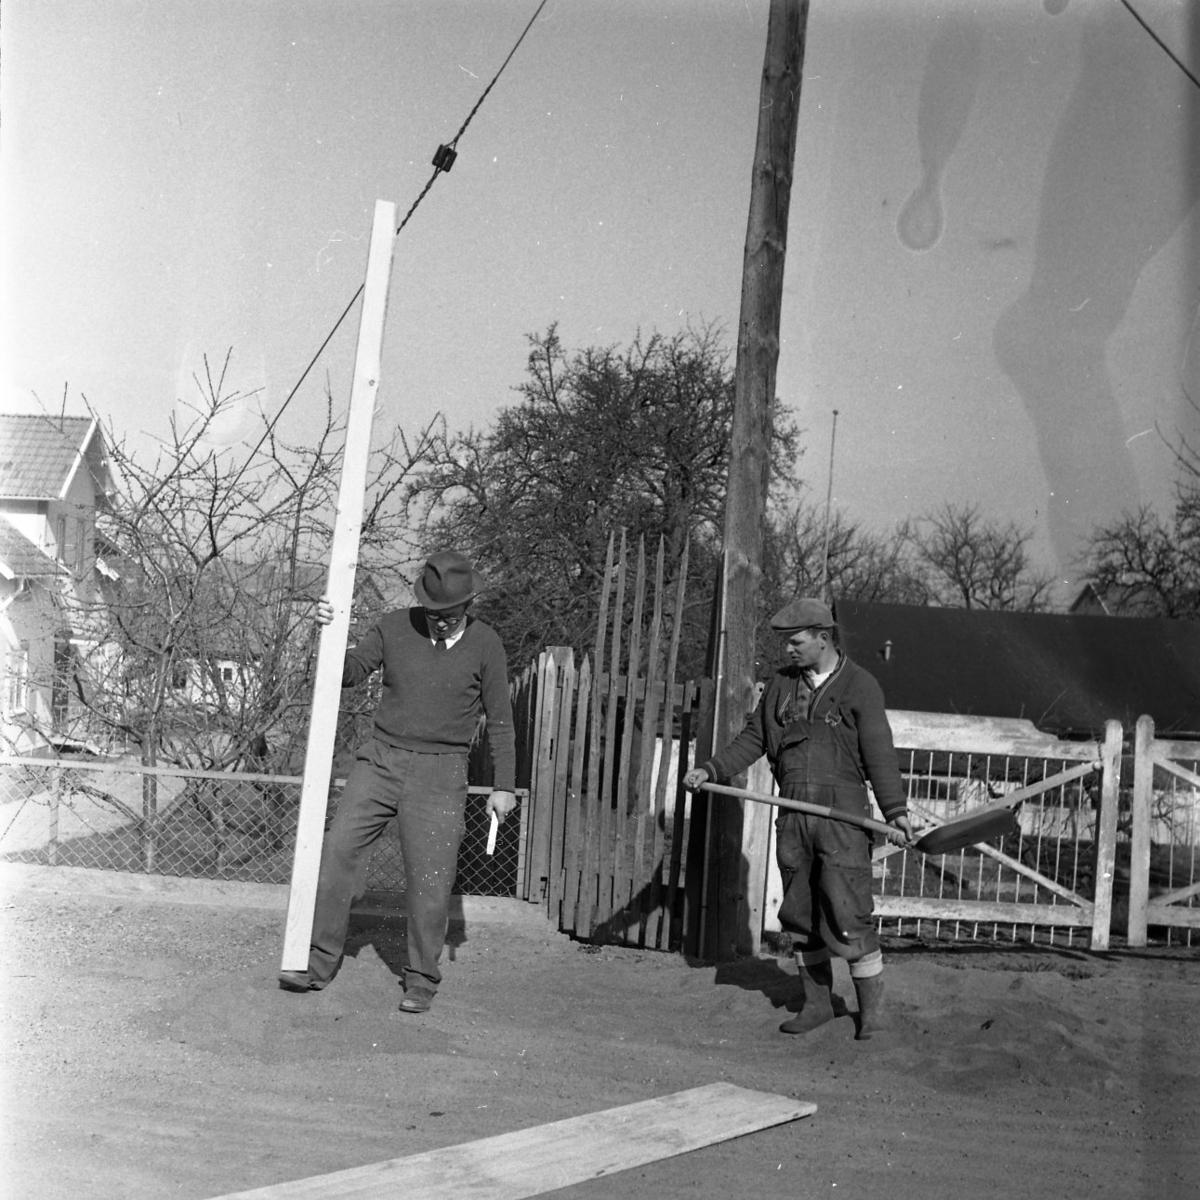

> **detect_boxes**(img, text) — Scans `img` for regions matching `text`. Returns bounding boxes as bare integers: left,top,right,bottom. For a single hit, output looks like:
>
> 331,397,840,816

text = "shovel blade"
913,807,1018,856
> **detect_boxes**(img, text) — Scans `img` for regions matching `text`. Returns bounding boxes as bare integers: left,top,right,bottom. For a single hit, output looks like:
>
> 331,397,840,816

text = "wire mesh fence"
0,755,523,897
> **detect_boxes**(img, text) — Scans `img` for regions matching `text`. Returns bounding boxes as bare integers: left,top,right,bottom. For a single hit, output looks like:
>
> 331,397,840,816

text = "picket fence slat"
559,656,592,935
545,651,576,926
608,540,647,941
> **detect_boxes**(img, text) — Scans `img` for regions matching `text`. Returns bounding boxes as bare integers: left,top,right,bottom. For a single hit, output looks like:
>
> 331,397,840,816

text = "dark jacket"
701,653,907,821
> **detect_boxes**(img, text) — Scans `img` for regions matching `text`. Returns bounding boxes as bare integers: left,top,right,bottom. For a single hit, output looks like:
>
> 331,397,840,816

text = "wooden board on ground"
207,1082,816,1200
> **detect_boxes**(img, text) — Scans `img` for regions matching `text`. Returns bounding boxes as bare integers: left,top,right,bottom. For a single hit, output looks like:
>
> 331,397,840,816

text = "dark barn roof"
835,600,1200,739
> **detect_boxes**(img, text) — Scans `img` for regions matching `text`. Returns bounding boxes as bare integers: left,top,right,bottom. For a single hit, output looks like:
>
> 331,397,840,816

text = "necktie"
435,638,447,652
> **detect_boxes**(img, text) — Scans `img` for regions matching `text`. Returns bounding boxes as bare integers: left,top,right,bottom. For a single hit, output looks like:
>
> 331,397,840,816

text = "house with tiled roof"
0,413,114,753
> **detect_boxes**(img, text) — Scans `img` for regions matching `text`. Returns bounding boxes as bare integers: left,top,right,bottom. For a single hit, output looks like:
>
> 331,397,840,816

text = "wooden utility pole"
705,0,808,961
281,199,397,970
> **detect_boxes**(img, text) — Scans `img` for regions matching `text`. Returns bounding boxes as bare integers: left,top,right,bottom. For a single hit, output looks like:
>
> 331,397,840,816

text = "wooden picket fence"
510,533,718,953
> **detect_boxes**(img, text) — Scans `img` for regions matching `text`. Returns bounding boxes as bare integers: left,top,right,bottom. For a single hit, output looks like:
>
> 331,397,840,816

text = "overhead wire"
1117,0,1200,92
229,0,550,488
230,0,1194,495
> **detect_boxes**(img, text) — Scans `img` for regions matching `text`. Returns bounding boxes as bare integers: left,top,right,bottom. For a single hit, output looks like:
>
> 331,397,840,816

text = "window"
5,644,30,712
220,666,235,683
171,664,189,690
75,518,88,575
56,516,67,562
52,635,72,726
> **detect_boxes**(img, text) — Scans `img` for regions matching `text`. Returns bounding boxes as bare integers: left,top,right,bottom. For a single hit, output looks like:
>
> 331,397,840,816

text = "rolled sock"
849,949,883,979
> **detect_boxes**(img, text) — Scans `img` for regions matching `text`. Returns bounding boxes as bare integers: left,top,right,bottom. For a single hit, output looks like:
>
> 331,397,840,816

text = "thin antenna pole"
818,408,838,601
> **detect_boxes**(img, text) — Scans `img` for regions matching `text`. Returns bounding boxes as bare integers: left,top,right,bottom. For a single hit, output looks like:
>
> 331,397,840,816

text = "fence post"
1090,719,1123,950
526,650,567,904
48,766,61,867
1128,715,1154,948
142,769,157,873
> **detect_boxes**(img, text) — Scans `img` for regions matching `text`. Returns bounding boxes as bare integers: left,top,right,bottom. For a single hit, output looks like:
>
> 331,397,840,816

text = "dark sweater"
702,653,907,821
342,608,516,791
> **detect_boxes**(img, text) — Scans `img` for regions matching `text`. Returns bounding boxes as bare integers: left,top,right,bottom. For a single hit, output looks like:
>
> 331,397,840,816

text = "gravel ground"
3,863,1199,1199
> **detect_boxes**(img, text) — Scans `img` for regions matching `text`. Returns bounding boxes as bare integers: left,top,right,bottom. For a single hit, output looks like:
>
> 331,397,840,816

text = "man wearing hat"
682,597,912,1040
280,550,517,1013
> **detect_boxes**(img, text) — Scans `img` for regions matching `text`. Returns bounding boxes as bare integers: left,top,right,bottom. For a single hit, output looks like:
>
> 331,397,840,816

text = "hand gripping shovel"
700,781,1017,854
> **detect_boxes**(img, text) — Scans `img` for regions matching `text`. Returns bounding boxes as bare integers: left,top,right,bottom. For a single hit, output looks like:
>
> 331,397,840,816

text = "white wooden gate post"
1089,719,1124,952
1127,714,1155,948
281,199,397,970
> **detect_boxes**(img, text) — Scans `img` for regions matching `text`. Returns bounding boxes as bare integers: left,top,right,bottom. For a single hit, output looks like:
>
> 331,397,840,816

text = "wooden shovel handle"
700,781,901,841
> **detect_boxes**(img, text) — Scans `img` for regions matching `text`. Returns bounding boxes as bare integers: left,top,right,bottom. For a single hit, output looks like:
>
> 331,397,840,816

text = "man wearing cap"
280,550,517,1014
682,597,912,1040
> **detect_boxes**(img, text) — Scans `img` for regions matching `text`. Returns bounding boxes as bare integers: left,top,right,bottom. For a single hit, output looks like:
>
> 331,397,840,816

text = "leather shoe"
278,969,326,992
398,986,435,1014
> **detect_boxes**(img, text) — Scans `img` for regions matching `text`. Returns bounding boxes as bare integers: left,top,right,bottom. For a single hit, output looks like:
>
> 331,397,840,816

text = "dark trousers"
308,739,468,992
774,790,880,963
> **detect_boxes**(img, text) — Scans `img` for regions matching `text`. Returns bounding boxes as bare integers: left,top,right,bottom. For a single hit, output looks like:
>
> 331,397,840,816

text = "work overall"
773,679,880,963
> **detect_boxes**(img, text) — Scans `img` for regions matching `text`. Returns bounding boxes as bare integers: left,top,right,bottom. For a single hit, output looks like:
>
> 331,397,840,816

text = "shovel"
700,781,1018,855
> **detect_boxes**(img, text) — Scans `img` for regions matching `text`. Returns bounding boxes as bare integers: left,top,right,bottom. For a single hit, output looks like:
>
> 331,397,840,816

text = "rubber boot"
852,972,888,1040
779,956,837,1035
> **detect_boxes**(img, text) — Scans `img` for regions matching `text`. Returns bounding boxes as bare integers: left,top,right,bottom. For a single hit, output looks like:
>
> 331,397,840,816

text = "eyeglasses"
424,607,467,627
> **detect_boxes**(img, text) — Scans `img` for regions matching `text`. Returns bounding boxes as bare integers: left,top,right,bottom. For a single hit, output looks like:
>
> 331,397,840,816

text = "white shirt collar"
433,623,468,650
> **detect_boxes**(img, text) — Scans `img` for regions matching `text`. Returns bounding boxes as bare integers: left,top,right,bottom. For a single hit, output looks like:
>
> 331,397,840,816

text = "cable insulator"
432,144,457,172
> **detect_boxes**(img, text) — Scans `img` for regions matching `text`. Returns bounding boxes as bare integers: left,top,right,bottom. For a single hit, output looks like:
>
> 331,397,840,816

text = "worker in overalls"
683,598,913,1039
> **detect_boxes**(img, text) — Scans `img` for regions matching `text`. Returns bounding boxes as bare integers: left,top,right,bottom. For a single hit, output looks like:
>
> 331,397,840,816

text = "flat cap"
770,597,834,631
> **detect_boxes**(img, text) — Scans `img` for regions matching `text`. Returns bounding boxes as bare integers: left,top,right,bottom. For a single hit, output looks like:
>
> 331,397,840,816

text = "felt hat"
413,551,486,610
770,597,835,631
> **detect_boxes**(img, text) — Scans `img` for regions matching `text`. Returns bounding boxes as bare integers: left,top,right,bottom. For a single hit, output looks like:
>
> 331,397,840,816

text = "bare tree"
763,502,929,615
54,352,433,774
1079,489,1200,618
900,502,1055,611
407,323,800,678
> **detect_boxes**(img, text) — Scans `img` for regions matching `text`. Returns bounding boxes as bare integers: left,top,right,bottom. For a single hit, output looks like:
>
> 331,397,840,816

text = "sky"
2,0,1198,595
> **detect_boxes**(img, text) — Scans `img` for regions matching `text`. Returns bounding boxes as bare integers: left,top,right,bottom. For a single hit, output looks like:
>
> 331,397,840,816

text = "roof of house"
0,414,100,501
0,514,65,581
835,599,1200,739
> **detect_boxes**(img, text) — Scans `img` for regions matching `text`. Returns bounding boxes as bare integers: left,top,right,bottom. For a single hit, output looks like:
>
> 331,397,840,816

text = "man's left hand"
486,790,518,823
885,814,915,847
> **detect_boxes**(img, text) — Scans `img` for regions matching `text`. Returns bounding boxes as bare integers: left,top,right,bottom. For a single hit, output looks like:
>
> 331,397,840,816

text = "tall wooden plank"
611,539,648,942
576,535,615,936
594,533,628,934
1127,714,1155,948
1090,719,1124,951
526,652,560,904
281,199,397,970
559,655,592,933
209,1083,816,1200
545,649,576,925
